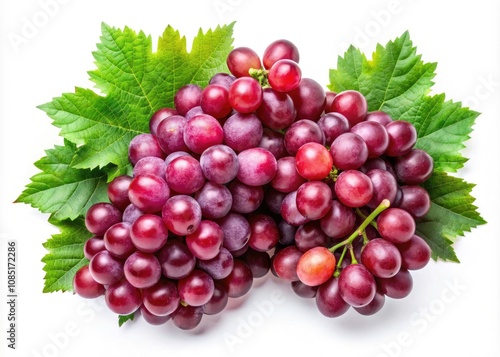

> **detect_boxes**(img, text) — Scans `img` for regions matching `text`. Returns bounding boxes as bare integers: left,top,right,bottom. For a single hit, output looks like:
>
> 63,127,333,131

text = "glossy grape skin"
323,91,337,113
197,247,234,280
186,220,224,260
366,168,398,209
107,175,132,211
263,39,300,69
278,219,298,246
165,155,205,194
334,170,374,208
291,280,319,298
399,185,431,218
174,84,202,116
288,77,326,121
240,248,271,278
89,250,124,285
226,47,262,77
73,265,105,299
271,156,307,193
377,208,416,244
317,112,350,145
397,234,432,270
183,114,224,154
294,221,328,252
130,214,168,253
296,247,336,287
350,120,389,158
377,268,413,299
223,112,263,152
365,110,393,126
228,77,263,113
217,212,251,252
256,88,296,130
85,202,122,236
140,305,171,326
149,107,177,136
104,222,135,259
296,181,333,220
268,59,302,92
209,72,236,89
142,278,180,316
361,238,402,278
227,180,264,214
247,213,280,252
220,259,254,298
128,133,165,166
354,289,385,316
133,156,167,178
178,269,215,306
83,237,106,260
124,251,161,289
259,128,287,160
128,174,170,213
162,195,202,236
330,90,368,127
330,132,369,170
171,304,204,330
284,119,325,156
157,239,196,280
200,144,239,185
315,277,350,318
338,264,377,308
295,142,333,181
319,200,356,239
105,279,142,315
385,120,417,156
155,115,189,155
280,190,310,226
394,149,434,185
204,282,229,315
194,182,232,219
272,245,303,281
122,204,144,225
200,84,232,119
236,147,277,187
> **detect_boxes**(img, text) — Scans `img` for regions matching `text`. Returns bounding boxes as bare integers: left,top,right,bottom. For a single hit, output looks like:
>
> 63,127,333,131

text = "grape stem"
249,68,270,88
329,199,390,254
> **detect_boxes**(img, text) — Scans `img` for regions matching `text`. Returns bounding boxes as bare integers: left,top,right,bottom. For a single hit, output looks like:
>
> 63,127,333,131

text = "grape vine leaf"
41,217,91,293
15,139,109,221
38,22,235,179
328,31,486,261
118,313,136,327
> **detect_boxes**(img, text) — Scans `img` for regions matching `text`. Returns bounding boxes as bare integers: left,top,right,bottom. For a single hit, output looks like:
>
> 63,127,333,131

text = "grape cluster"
73,38,434,328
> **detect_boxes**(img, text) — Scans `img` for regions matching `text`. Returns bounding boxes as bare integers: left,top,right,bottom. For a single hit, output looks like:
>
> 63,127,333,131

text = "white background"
1,0,499,356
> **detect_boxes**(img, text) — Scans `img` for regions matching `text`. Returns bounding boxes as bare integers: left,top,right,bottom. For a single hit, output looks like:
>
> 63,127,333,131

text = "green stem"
328,199,390,253
349,245,358,264
249,68,269,87
333,245,348,278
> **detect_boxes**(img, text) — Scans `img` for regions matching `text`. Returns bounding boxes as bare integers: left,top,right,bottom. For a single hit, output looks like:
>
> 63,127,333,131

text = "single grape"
247,213,280,252
284,119,325,156
317,112,350,145
288,77,326,120
197,246,234,280
397,234,432,270
157,239,196,280
330,90,368,127
171,304,204,330
83,237,106,260
178,269,215,306
199,144,239,185
128,174,170,213
161,195,202,236
219,259,253,298
264,187,287,215
350,120,389,158
105,279,142,315
128,133,165,166
186,220,224,260
398,185,431,218
142,278,180,316
256,88,296,130
296,247,336,287
394,149,434,185
223,112,263,152
385,120,417,156
228,77,263,113
338,264,377,308
104,222,135,259
296,181,333,220
226,47,262,77
124,251,161,289
295,142,333,181
204,282,229,315
377,208,415,244
366,168,398,209
334,170,374,208
278,219,298,246
365,111,393,126
268,59,302,92
89,250,124,285
155,115,189,155
263,39,300,69
280,190,310,226
353,289,385,316
130,213,168,253
240,248,271,278
133,156,167,178
323,91,337,113
149,107,177,136
183,114,224,154
329,132,368,170
73,265,105,299
122,204,144,225
165,155,205,194
227,180,264,214
174,84,202,116
236,147,277,187
315,277,350,318
217,212,251,252
361,238,402,278
319,200,356,239
140,305,171,326
209,72,236,89
271,156,307,193
107,175,132,211
272,245,303,281
85,202,122,236
377,268,413,299
259,128,287,160
295,221,328,252
291,280,319,298
200,84,232,119
194,181,232,219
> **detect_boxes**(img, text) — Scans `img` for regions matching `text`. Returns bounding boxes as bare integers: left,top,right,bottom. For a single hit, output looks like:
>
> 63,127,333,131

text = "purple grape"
165,155,205,194
236,147,277,187
199,144,239,184
124,251,161,289
105,279,142,315
161,195,202,236
157,239,196,280
194,181,232,219
223,112,263,152
128,133,165,166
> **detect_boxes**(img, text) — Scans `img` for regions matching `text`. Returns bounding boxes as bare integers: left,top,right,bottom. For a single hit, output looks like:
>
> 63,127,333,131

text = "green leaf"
38,23,234,176
41,217,91,293
329,31,486,260
15,139,109,221
118,313,136,327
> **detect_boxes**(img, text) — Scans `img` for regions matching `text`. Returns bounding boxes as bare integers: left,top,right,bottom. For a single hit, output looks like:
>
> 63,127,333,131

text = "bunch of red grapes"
73,38,433,328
